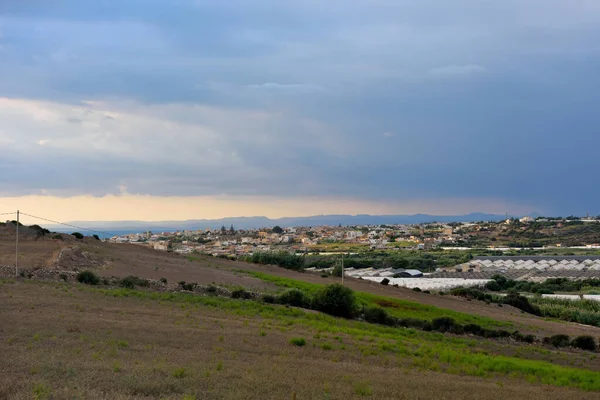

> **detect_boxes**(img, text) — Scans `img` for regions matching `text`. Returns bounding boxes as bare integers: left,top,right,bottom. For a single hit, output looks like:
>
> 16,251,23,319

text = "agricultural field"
2,279,600,399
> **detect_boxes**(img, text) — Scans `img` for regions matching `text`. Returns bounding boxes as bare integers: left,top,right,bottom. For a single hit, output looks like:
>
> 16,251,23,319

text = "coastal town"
107,216,600,257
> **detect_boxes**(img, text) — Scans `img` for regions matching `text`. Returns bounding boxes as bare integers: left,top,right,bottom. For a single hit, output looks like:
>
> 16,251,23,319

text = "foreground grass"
241,271,513,329
87,285,600,392
2,280,600,399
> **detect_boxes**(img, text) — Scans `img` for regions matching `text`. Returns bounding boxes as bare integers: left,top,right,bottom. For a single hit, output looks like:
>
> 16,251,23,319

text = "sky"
1,0,599,222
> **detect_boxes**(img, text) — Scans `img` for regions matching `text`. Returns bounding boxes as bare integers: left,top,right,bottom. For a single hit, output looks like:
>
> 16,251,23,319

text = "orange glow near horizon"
0,195,536,224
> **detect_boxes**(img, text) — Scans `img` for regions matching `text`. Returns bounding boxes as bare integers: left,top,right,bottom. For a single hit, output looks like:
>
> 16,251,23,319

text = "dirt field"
2,231,600,338
1,281,599,400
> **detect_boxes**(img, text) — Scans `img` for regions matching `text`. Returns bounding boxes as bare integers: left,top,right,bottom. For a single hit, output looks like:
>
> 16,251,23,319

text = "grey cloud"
1,1,600,215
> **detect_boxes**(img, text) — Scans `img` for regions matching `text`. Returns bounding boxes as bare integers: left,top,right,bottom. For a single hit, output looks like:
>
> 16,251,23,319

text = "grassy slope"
2,279,599,400
242,271,512,329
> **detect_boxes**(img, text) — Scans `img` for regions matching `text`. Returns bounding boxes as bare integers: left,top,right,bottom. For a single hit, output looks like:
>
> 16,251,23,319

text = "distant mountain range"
48,213,532,235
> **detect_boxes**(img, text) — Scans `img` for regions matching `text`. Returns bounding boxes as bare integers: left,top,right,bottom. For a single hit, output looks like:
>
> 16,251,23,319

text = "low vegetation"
76,270,99,285
451,278,600,328
243,251,305,271
3,279,600,399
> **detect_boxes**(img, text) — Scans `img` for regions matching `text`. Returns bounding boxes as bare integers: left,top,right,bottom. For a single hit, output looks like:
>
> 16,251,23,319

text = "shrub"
571,335,597,351
59,273,69,282
247,250,305,271
431,317,463,334
524,334,536,343
290,337,306,347
380,278,390,286
261,294,276,304
463,323,484,336
53,234,63,240
120,276,149,289
412,287,422,292
549,334,571,348
397,318,430,330
206,284,217,293
543,337,551,345
277,289,311,308
362,306,395,326
179,282,197,291
159,277,168,284
485,280,502,291
92,234,100,240
231,288,252,299
503,293,540,316
312,284,357,319
71,232,84,239
120,277,136,289
76,270,99,285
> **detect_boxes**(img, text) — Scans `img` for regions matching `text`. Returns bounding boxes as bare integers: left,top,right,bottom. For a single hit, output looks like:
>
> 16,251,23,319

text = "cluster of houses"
107,216,600,258
107,223,463,256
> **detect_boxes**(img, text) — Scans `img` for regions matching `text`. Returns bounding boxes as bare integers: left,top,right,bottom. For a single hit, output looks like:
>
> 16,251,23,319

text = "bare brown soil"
1,281,598,400
2,231,599,338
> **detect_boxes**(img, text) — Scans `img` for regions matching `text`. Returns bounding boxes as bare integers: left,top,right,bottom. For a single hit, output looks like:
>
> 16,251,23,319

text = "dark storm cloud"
1,0,600,214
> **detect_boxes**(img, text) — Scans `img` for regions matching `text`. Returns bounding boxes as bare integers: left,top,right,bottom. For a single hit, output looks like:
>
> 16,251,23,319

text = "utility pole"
15,210,19,277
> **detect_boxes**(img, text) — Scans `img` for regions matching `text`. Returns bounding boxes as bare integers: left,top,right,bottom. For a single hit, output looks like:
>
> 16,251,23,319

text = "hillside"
2,226,599,338
454,220,600,248
3,227,600,398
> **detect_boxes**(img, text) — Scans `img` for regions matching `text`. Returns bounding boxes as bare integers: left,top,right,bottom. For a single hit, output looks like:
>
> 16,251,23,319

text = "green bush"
485,280,502,291
277,289,311,308
397,318,430,330
549,334,571,348
159,277,168,284
92,234,100,240
503,293,540,316
231,288,252,299
76,270,99,285
431,317,463,334
120,276,136,289
571,335,597,351
289,337,306,347
206,284,217,293
261,294,276,304
312,284,357,319
120,276,149,289
362,306,395,326
71,232,84,239
247,251,305,271
179,281,197,291
463,323,484,336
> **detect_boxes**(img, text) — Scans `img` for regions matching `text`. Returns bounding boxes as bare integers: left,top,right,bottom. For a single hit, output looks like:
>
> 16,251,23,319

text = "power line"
0,212,17,216
19,212,118,238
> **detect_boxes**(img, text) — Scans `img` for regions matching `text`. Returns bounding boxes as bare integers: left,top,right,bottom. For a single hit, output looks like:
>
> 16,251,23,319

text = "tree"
272,225,284,234
229,224,235,234
220,225,227,234
312,284,357,318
